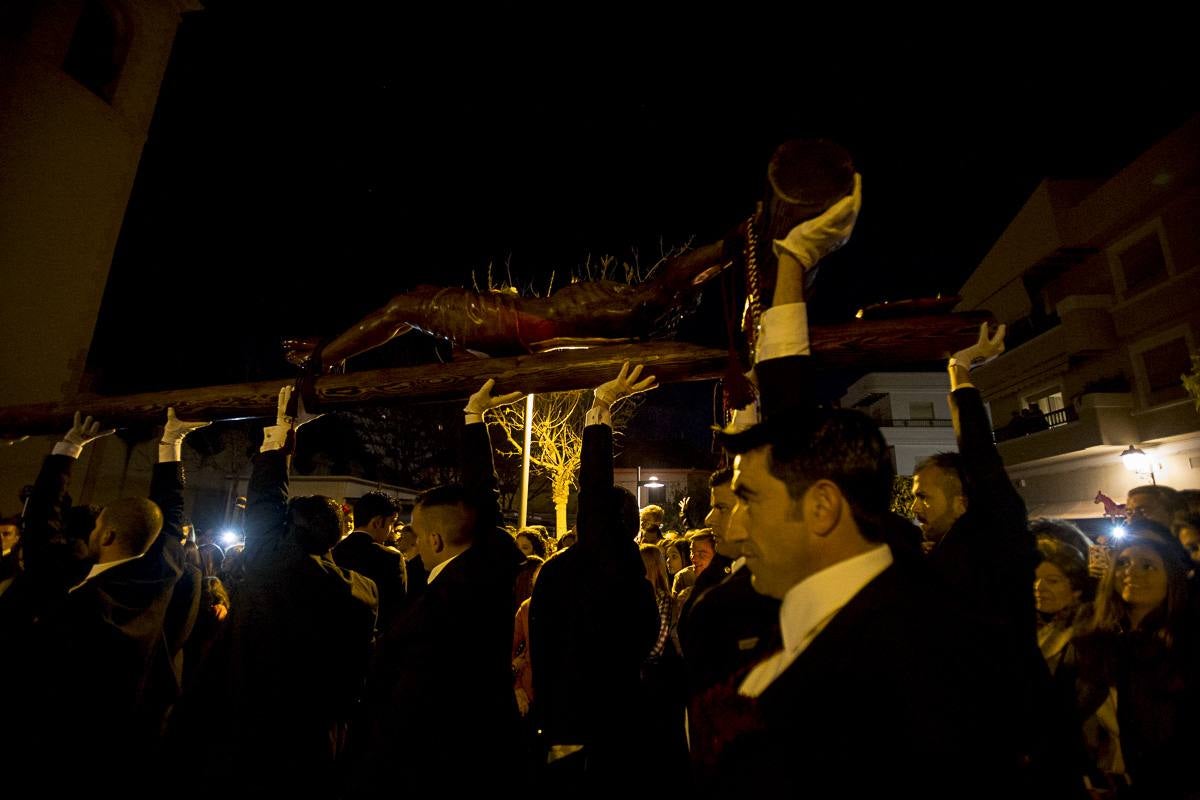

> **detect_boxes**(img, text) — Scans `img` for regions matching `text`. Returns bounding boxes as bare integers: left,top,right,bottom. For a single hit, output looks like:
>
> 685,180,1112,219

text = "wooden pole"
0,313,987,437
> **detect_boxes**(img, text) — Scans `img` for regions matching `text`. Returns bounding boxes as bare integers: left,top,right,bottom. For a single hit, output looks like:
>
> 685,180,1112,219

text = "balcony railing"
1043,407,1072,427
876,418,953,428
994,405,1079,442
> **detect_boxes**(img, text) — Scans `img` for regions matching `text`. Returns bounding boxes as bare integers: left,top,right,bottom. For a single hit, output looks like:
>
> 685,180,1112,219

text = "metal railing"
1043,407,1072,428
994,405,1079,442
876,418,953,428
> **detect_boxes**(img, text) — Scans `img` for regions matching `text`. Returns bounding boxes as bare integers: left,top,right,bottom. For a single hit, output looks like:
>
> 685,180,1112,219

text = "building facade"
957,116,1200,521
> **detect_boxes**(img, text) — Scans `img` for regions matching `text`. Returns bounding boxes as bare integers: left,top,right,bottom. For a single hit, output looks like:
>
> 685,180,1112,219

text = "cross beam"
0,313,986,437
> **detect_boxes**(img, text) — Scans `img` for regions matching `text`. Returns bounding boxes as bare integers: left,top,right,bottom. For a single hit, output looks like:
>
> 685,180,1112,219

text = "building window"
1037,392,1067,427
908,401,934,420
1140,337,1192,407
62,0,131,104
1021,386,1069,428
1026,389,1064,415
1111,221,1172,300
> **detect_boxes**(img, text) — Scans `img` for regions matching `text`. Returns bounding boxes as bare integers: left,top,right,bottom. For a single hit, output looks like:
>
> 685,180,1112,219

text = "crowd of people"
3,175,1200,798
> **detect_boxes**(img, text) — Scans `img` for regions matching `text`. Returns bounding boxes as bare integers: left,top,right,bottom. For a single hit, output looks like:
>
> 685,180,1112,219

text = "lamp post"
1120,444,1156,485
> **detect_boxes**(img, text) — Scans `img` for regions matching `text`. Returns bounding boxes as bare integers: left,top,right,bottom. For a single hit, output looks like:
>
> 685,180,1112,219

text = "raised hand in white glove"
54,412,116,459
159,407,211,462
261,387,293,452
950,322,1007,370
594,362,658,408
773,173,862,270
464,379,525,421
261,385,323,452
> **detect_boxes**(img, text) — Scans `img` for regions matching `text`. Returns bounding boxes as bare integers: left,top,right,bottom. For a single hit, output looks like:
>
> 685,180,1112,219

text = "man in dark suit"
529,364,660,789
352,380,525,794
679,468,780,772
210,388,378,794
719,406,1009,795
333,491,407,624
913,324,1085,794
708,177,1028,795
8,409,205,790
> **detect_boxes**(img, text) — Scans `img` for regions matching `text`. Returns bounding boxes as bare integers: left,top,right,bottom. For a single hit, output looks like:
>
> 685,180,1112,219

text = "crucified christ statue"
284,140,857,373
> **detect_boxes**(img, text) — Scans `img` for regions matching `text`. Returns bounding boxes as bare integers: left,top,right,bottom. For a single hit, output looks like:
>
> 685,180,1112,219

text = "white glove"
594,362,658,408
727,402,760,433
261,385,323,452
773,173,862,269
464,379,524,421
950,322,1006,370
53,412,116,459
159,407,211,462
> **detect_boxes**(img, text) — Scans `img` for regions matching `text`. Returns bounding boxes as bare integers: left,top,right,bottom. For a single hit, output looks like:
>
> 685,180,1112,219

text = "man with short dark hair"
1125,484,1185,528
679,468,781,772
1,515,21,558
705,468,735,541
910,451,967,549
687,529,717,575
333,491,406,622
0,515,19,590
354,380,526,793
705,179,1030,794
529,364,660,789
718,397,1005,793
214,388,379,794
913,322,1082,794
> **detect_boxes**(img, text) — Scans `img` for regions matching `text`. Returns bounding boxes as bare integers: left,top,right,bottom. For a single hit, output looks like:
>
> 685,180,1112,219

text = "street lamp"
636,466,664,506
1120,444,1156,485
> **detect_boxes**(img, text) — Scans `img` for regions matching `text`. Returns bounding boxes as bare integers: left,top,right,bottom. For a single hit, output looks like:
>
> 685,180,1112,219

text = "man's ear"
430,531,445,554
953,494,968,517
101,527,118,548
804,480,844,538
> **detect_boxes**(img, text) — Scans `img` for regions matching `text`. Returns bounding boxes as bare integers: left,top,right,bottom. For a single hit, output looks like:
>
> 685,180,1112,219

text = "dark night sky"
83,7,1193,459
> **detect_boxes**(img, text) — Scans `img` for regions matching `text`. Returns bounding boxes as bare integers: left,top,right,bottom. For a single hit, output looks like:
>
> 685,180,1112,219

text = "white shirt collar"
779,544,893,656
69,552,145,593
426,551,461,585
739,544,892,697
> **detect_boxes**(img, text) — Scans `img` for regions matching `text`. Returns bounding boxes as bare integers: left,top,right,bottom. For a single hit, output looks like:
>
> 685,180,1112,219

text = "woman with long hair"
1068,521,1199,797
662,538,690,581
640,544,674,662
515,526,550,560
638,543,688,776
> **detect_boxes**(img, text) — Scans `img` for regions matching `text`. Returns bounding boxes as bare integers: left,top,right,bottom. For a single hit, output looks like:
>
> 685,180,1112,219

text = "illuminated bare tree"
491,392,584,539
489,390,642,538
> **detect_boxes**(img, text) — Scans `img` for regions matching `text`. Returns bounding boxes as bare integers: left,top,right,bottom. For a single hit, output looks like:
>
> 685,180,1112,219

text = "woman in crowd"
1034,534,1091,673
1067,521,1199,797
515,526,551,560
662,538,690,582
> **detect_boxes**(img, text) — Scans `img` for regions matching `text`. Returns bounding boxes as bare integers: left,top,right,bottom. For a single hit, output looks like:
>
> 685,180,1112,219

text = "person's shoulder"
532,547,580,582
702,565,773,607
335,530,371,548
367,538,403,562
844,560,952,628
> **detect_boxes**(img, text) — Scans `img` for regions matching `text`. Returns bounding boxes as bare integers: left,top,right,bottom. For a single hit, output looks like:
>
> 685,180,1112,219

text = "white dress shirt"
739,544,893,697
